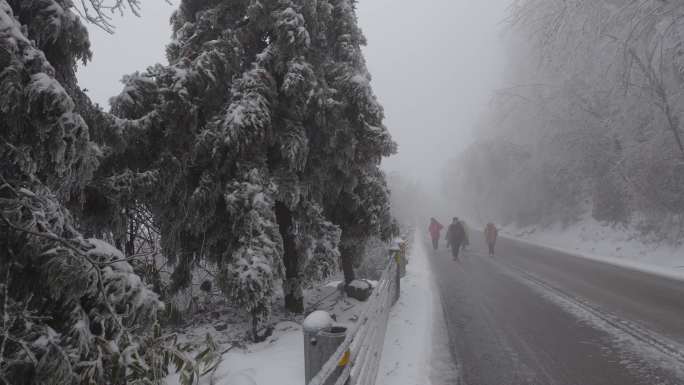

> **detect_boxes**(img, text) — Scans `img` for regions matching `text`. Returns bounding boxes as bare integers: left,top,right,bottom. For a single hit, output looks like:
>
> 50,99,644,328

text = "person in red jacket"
428,217,444,250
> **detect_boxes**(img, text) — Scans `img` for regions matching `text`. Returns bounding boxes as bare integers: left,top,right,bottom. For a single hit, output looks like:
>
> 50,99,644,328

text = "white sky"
78,0,509,190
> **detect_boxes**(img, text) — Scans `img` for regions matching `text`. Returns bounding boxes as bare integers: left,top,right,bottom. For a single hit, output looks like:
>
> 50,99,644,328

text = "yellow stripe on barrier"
338,350,350,367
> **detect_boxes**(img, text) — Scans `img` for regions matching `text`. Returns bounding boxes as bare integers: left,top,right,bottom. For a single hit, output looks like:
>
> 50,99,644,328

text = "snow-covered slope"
502,218,684,281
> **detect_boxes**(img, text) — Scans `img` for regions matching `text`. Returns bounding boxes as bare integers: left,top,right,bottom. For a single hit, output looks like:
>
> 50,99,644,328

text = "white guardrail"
308,237,408,385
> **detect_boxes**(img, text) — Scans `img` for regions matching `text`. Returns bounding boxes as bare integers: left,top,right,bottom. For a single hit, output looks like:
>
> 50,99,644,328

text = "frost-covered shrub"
217,174,284,333
0,2,172,383
0,162,163,384
356,238,390,281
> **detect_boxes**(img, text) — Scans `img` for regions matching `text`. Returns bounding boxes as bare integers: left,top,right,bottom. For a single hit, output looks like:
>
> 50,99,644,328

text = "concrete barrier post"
303,311,348,385
394,253,401,305
389,241,401,305
399,238,408,267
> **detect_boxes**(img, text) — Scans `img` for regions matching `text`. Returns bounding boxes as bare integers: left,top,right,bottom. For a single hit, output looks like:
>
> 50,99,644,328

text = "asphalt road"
428,231,684,385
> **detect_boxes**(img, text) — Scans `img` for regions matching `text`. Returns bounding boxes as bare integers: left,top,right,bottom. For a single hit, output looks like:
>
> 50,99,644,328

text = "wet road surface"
428,232,684,385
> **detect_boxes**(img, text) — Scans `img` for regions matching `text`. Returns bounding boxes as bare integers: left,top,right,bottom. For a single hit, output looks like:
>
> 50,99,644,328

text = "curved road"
428,232,684,385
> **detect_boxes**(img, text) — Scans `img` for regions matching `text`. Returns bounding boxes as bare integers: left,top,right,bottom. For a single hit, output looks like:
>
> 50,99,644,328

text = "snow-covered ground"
501,217,684,281
376,235,458,385
164,232,455,385
164,281,371,385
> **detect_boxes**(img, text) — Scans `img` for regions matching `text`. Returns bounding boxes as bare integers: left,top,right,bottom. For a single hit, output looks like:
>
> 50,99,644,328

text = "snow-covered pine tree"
99,0,323,328
99,0,395,332
91,1,288,332
314,0,397,283
0,2,164,383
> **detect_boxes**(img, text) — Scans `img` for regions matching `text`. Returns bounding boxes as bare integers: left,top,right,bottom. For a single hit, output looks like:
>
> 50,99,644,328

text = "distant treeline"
444,0,684,242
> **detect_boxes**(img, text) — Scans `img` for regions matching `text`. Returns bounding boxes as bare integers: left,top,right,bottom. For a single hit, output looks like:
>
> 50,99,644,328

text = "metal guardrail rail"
308,238,408,385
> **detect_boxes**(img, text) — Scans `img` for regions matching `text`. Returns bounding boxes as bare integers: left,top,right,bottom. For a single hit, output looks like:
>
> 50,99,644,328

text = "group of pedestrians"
428,217,498,260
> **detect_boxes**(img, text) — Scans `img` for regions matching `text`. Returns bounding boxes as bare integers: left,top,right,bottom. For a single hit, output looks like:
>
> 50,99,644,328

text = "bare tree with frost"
445,0,684,240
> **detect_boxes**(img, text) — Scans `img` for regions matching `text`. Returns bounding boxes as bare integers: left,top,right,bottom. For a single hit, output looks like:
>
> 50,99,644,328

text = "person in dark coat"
446,217,466,260
428,217,444,250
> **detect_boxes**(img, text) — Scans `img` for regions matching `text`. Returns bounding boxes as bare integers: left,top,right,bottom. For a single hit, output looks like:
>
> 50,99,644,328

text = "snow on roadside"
501,218,684,281
166,322,304,385
164,278,372,385
163,233,457,385
376,234,458,385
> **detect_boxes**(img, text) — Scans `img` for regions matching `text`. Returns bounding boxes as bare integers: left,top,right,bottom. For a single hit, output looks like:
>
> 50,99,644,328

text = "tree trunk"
125,220,136,257
339,244,356,285
663,100,684,158
275,201,304,313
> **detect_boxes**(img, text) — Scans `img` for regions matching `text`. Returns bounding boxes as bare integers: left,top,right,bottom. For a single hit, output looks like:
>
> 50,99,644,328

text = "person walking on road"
446,217,466,260
484,222,498,257
428,218,444,250
460,219,470,251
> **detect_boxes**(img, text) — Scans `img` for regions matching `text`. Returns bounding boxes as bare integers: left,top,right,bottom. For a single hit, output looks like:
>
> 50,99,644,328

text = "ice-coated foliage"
0,0,97,201
0,124,162,385
218,171,283,327
97,0,395,328
0,2,170,383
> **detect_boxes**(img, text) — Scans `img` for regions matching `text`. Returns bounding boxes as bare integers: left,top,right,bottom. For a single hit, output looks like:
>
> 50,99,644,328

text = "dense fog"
4,1,684,383
442,2,684,244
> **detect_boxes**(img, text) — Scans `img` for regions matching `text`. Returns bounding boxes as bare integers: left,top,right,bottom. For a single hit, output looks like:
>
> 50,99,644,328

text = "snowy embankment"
164,234,455,385
502,218,684,281
376,235,457,385
165,282,369,385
